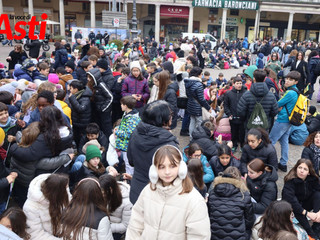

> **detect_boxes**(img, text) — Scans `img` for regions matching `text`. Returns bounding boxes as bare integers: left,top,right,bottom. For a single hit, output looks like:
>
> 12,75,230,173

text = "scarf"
75,89,85,100
310,143,320,171
0,147,6,161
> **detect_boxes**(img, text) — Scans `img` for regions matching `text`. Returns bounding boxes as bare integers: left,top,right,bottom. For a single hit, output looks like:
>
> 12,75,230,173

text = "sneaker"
180,130,189,136
278,163,287,172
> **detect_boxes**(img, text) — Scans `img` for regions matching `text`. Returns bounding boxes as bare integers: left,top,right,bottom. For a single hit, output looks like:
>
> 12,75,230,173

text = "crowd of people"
0,33,320,240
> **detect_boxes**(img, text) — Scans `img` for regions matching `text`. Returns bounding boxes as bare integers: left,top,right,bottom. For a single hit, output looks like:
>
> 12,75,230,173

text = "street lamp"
131,0,138,39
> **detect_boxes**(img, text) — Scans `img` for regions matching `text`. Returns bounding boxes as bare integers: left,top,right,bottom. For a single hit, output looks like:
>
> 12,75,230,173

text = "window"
230,9,239,16
148,5,155,15
209,8,218,14
83,2,89,11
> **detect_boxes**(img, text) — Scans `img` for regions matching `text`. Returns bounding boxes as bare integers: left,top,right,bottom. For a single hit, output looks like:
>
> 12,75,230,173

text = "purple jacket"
121,74,150,108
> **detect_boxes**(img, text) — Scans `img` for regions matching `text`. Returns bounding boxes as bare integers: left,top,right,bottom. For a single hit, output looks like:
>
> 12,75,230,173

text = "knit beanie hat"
0,127,4,146
166,53,174,61
16,79,29,91
48,73,59,84
65,60,75,71
86,145,102,162
309,106,317,115
97,59,109,70
130,61,141,71
22,59,35,69
82,139,101,154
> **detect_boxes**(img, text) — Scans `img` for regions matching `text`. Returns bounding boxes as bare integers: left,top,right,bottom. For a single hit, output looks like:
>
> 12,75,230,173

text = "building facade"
2,0,320,42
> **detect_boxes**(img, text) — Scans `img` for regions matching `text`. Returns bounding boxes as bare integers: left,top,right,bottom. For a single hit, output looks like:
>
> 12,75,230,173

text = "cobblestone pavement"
0,44,317,196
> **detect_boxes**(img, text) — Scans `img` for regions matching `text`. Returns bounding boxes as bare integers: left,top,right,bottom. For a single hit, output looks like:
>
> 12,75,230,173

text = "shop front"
208,17,238,40
160,5,198,41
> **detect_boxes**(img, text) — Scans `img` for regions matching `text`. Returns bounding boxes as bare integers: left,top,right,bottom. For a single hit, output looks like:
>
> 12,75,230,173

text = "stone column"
155,4,160,43
220,8,227,42
28,0,34,16
253,10,260,40
59,0,65,36
188,6,194,33
286,12,294,41
91,0,96,28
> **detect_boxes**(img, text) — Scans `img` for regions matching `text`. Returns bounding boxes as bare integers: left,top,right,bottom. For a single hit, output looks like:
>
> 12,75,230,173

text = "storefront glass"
208,25,238,40
166,24,188,41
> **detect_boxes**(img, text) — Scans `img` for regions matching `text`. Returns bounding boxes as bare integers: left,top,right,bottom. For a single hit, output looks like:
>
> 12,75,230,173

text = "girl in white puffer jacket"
23,173,70,240
99,175,132,240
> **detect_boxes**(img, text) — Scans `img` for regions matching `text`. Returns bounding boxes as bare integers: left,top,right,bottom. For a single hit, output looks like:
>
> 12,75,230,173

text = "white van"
182,33,217,50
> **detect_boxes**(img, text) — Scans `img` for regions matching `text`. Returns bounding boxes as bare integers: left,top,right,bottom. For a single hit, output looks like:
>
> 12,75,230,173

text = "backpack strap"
284,88,299,117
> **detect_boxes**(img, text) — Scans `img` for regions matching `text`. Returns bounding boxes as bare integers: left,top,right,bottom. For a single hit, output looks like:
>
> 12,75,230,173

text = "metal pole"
131,0,138,39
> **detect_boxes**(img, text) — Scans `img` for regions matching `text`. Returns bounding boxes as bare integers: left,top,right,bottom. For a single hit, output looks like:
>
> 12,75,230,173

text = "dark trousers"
294,191,320,234
112,102,123,125
94,109,112,138
12,182,29,208
230,121,245,148
181,111,190,132
73,126,86,148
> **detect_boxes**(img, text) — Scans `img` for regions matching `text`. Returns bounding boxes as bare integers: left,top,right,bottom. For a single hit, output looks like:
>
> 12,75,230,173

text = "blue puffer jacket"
256,53,264,69
13,68,33,82
242,37,248,49
289,123,309,145
276,85,299,123
184,76,210,116
308,56,320,84
54,48,68,70
182,146,214,184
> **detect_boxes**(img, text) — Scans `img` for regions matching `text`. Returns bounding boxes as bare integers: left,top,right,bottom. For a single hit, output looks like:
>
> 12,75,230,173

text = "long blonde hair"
18,122,40,148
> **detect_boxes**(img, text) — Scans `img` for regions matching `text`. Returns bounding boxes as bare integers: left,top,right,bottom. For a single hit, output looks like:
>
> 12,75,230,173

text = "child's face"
219,76,224,80
85,64,93,72
157,157,179,186
87,133,99,141
132,68,141,78
0,216,11,230
247,134,262,150
0,110,9,124
247,166,263,180
89,60,97,66
40,68,50,76
37,97,52,112
70,86,78,95
219,154,231,166
190,150,202,159
314,133,320,147
297,163,309,180
204,75,210,80
65,66,73,73
89,157,100,168
146,66,154,74
120,103,128,112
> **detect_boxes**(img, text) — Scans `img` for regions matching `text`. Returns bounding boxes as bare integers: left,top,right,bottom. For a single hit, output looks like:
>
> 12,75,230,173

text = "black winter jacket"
53,48,68,70
7,50,28,70
301,146,320,174
185,76,211,116
224,86,247,124
208,176,255,240
10,133,73,187
209,156,240,177
164,81,178,129
28,40,41,58
237,82,278,129
190,125,219,160
282,175,320,215
76,67,88,85
87,68,113,112
246,165,278,214
101,68,115,90
0,154,10,203
306,115,320,134
127,121,178,204
240,142,278,175
69,86,93,128
308,56,320,84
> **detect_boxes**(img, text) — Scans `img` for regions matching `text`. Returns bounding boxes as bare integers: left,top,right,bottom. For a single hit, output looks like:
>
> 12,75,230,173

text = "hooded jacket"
115,109,141,151
208,176,255,240
164,81,179,129
256,53,264,69
237,82,278,129
101,68,115,91
149,42,158,60
110,182,133,234
190,125,220,160
23,174,71,240
276,85,299,123
53,48,68,70
246,165,278,214
182,146,215,184
87,68,113,112
185,76,211,116
69,86,93,128
308,56,320,84
209,156,240,177
224,86,247,124
127,121,178,204
242,37,249,49
121,74,150,109
126,178,211,240
240,142,278,175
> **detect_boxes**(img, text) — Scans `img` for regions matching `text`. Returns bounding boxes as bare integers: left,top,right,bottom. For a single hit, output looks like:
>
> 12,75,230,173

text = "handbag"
177,97,188,109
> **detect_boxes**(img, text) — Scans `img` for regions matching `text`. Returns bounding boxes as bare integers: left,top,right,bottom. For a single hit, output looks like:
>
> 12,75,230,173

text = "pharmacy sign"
192,0,259,10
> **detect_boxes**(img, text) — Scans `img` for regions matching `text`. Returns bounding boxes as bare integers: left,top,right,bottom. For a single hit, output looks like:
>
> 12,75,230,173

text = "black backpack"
313,61,320,76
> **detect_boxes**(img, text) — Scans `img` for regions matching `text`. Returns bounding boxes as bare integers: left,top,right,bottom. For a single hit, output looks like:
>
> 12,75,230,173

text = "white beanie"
130,61,141,71
16,79,29,91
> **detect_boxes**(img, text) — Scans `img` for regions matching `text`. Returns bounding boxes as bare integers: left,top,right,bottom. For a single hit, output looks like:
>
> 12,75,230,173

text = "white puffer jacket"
126,178,211,240
23,174,71,240
110,182,132,234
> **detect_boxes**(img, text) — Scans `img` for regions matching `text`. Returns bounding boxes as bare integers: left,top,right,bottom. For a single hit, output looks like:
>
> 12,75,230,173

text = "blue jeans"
189,115,203,139
181,110,190,132
269,121,291,166
70,154,85,173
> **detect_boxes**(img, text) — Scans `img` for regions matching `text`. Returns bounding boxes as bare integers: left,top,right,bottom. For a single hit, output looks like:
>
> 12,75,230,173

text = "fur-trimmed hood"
213,176,248,197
